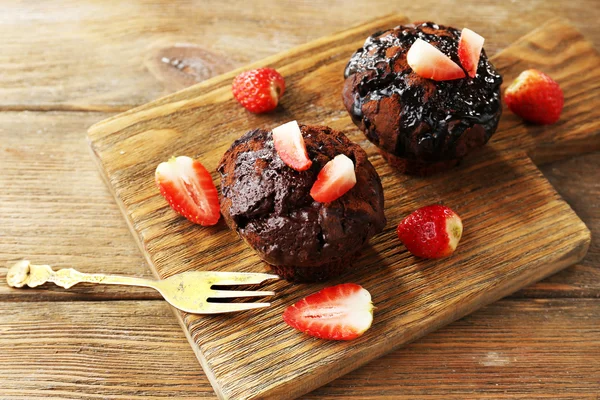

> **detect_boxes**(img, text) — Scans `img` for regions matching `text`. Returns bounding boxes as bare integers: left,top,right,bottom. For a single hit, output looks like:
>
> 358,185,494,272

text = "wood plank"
1,112,595,303
489,20,600,164
0,301,211,399
89,18,600,165
87,18,596,399
309,298,600,399
0,299,597,399
520,152,600,298
0,112,159,300
1,2,599,399
1,1,599,111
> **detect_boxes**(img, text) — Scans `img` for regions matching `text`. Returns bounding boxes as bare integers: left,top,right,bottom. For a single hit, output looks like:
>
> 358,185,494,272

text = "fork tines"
204,271,279,314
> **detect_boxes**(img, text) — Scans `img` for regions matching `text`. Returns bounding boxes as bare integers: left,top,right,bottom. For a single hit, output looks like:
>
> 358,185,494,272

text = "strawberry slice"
310,154,356,203
155,156,220,226
283,283,374,341
406,38,466,81
458,28,485,78
272,120,312,171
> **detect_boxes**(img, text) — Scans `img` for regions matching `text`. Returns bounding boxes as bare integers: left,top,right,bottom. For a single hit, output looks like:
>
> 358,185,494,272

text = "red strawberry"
407,38,466,81
310,154,356,203
458,28,484,78
283,283,374,341
232,67,285,113
504,69,564,125
155,156,220,226
272,120,312,171
396,204,463,259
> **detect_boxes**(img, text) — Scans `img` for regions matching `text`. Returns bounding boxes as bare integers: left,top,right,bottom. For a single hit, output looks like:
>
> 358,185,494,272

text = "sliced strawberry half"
283,283,374,341
310,154,356,203
458,28,485,78
272,120,312,171
155,156,220,226
407,38,466,81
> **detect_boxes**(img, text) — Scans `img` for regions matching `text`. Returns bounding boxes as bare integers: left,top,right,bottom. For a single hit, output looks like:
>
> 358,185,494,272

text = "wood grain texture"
0,301,210,399
0,112,159,301
490,20,600,164
1,299,597,399
87,17,596,399
0,111,597,302
1,2,598,399
520,152,600,298
308,298,600,399
1,0,599,111
0,115,598,398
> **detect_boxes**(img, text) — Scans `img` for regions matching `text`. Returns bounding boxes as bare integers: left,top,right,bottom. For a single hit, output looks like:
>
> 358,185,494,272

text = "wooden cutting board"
88,15,600,400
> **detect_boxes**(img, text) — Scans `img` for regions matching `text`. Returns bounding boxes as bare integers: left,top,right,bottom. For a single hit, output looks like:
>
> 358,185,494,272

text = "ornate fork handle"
7,260,157,290
7,260,278,314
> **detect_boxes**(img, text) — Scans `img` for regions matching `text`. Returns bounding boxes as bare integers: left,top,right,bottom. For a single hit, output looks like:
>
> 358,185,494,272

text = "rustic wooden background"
0,1,598,398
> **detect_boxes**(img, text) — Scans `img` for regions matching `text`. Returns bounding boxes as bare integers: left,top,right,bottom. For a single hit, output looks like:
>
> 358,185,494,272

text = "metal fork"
7,260,278,314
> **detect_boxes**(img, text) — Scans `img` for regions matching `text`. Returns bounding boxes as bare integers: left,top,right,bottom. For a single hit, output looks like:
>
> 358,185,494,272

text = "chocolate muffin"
218,124,386,282
343,22,503,175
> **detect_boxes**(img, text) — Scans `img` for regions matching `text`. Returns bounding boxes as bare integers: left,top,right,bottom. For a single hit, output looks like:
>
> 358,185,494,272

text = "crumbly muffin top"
217,125,385,267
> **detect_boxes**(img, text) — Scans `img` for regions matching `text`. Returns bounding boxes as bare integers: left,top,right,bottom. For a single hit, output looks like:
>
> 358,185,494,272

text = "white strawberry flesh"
446,212,464,252
155,156,220,226
283,283,374,341
458,28,485,78
272,120,312,171
310,154,356,203
406,38,466,81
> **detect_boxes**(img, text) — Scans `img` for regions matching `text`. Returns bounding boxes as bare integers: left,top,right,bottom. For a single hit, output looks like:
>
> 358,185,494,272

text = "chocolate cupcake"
218,124,386,282
342,22,502,175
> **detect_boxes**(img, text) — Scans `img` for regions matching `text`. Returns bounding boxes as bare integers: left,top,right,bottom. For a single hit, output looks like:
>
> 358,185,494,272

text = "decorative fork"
7,260,278,314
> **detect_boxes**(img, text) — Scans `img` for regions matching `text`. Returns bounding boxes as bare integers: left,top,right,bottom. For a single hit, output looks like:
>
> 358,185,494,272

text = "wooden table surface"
0,1,598,399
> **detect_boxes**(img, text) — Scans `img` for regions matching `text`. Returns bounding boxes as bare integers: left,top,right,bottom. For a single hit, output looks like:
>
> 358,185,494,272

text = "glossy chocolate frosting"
342,22,502,163
217,125,385,280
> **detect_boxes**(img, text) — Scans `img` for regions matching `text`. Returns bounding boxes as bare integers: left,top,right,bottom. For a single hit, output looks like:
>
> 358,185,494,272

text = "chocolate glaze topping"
343,22,502,162
218,125,386,272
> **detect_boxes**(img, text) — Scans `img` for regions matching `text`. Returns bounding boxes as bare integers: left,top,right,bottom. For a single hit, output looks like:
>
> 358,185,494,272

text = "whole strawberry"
504,69,564,125
397,204,463,259
232,67,285,113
